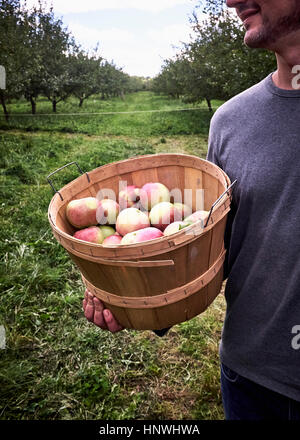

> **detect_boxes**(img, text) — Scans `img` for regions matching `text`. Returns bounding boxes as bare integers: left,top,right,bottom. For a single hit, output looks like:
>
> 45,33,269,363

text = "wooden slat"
81,249,225,309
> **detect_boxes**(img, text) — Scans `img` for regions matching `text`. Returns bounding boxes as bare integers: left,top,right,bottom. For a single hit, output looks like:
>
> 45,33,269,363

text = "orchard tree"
180,47,224,111
97,61,129,99
196,0,226,15
153,3,276,108
37,7,77,112
0,0,79,115
21,4,45,114
127,76,146,93
190,8,276,98
0,0,27,119
69,49,103,107
152,57,188,99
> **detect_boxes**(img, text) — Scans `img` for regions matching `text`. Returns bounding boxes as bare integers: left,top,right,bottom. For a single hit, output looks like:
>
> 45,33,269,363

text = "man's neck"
271,32,300,90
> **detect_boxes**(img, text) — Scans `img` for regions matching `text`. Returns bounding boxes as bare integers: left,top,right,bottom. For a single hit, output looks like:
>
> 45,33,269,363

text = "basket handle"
205,179,237,227
81,248,226,309
47,162,90,201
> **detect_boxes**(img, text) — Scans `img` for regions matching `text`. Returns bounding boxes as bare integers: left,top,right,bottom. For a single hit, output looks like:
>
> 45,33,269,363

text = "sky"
24,0,202,78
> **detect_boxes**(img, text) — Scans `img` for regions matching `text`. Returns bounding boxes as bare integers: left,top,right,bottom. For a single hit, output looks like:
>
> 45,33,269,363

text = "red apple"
118,185,141,209
96,199,120,225
73,226,104,244
102,234,123,246
66,197,100,229
116,207,150,236
140,182,170,210
149,202,181,231
121,227,163,245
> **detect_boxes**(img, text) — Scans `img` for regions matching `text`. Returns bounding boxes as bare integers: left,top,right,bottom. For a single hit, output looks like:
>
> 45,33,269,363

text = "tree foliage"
0,0,143,117
152,2,277,110
0,0,28,118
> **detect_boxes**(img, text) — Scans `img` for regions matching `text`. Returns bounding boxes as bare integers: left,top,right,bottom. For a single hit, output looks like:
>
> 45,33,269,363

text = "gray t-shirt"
207,73,300,402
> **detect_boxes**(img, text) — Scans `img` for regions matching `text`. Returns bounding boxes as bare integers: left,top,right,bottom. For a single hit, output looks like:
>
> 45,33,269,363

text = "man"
206,0,300,420
83,0,300,420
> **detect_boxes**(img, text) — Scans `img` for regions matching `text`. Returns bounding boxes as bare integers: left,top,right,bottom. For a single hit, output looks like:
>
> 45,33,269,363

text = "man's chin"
244,28,268,48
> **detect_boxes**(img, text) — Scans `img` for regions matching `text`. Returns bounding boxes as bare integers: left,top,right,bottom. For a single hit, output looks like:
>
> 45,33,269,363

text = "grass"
0,91,226,420
0,92,221,137
3,92,223,114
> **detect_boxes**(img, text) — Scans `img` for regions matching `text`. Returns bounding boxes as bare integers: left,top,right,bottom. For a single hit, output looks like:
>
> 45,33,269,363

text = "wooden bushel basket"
47,153,233,330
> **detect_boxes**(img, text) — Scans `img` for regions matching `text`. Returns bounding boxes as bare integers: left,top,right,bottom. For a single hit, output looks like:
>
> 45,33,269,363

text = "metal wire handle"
205,179,237,227
47,161,90,201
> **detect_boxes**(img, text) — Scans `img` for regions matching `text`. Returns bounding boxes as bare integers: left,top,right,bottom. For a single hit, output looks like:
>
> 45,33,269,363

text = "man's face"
226,0,300,49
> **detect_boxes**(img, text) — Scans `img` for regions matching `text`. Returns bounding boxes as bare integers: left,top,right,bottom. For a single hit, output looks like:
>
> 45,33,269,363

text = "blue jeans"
221,362,300,420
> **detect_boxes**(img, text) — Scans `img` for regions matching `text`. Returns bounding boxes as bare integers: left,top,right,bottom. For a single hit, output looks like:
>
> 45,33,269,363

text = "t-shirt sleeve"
206,112,232,281
206,110,220,160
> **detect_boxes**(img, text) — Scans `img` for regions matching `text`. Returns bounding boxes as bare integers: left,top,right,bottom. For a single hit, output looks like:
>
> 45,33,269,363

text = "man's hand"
82,289,124,333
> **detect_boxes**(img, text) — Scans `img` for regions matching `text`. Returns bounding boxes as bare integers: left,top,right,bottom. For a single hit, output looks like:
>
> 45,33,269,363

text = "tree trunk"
79,97,84,107
206,98,213,112
0,92,9,121
52,99,57,113
30,96,36,115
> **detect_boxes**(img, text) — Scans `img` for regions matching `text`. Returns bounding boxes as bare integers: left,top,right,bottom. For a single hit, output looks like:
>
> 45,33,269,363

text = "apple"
99,225,116,239
185,210,209,227
118,185,141,209
121,227,163,245
140,182,170,210
116,207,150,236
73,226,104,244
173,202,192,220
102,234,123,246
163,221,192,236
66,197,100,229
149,202,181,231
96,199,120,225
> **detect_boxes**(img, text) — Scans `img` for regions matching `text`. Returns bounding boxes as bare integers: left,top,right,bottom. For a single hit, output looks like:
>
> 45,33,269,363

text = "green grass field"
0,91,226,420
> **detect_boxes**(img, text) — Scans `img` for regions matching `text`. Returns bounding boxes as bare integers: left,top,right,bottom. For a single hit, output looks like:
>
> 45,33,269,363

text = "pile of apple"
65,182,209,246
